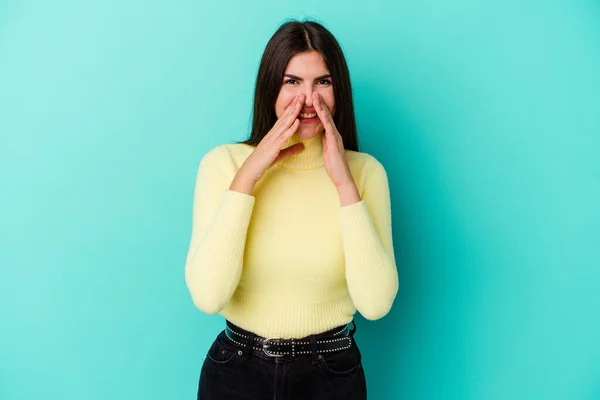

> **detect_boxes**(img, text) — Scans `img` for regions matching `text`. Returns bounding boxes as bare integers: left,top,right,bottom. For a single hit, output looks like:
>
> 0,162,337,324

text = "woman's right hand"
230,94,306,194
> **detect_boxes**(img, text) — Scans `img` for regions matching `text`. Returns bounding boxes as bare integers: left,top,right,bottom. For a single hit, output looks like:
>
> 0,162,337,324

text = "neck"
277,132,325,170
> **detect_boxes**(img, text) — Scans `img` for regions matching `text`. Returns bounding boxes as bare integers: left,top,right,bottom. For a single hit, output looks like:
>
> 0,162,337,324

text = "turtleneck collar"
277,132,325,170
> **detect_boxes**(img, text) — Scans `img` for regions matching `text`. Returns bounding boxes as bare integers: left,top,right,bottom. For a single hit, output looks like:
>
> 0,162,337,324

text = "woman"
185,18,398,399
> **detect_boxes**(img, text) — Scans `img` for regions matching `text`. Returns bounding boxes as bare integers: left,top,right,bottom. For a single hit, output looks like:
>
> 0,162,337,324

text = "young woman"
185,18,398,400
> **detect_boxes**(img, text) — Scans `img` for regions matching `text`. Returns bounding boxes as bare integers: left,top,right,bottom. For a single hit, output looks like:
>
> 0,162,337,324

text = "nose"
300,90,314,108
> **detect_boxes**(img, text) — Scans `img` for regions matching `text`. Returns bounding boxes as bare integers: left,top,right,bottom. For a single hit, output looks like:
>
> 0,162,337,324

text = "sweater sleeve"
184,145,255,315
339,156,399,320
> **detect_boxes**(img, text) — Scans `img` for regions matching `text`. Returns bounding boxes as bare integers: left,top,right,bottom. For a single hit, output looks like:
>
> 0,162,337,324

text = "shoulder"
344,149,389,197
198,142,254,175
201,142,251,160
345,149,388,180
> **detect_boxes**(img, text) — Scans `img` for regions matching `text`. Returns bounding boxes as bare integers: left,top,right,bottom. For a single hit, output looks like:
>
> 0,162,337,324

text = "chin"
296,125,323,140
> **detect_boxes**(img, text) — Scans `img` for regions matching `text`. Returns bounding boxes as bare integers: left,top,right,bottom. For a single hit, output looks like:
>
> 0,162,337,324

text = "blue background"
1,0,599,399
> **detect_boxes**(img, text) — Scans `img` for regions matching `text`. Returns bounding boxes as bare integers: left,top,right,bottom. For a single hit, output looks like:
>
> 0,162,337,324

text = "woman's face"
274,50,336,140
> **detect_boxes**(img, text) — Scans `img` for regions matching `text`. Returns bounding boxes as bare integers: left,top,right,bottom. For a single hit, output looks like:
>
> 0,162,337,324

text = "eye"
283,78,332,85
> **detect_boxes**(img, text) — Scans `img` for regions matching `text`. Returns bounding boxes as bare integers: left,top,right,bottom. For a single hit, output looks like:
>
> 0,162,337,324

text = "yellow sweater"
184,132,398,339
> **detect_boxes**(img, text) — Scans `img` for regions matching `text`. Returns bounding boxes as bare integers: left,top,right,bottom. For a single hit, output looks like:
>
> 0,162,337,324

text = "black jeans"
197,320,367,399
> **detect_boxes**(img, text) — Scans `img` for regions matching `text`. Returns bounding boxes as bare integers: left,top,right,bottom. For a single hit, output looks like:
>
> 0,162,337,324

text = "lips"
299,111,318,119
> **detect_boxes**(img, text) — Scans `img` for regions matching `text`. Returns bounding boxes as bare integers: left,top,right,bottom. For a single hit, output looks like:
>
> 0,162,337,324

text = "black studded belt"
224,320,356,358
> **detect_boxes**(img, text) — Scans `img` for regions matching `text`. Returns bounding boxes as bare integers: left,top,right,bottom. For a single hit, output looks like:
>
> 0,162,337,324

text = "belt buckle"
263,337,284,357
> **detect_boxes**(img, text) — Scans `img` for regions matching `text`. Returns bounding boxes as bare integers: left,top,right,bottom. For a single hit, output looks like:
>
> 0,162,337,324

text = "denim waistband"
223,319,357,362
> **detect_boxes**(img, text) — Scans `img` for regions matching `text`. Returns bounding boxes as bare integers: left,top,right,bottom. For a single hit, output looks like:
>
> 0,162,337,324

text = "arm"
338,156,399,320
184,145,255,314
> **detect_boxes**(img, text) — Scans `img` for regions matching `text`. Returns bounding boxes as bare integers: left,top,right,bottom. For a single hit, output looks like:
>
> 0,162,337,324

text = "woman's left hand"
313,92,356,189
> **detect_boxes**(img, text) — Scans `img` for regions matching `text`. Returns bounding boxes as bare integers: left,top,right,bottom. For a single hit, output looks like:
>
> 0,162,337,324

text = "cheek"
275,90,296,118
316,86,334,106
321,93,335,114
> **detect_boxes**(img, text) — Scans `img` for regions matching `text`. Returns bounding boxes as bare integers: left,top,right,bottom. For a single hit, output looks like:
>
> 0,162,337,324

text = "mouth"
299,113,320,124
299,112,318,120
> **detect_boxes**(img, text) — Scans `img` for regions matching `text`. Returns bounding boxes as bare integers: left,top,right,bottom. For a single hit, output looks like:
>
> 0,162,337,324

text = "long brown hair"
236,18,359,151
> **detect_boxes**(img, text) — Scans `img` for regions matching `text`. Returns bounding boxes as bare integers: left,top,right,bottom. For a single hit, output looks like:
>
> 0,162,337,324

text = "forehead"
284,51,329,75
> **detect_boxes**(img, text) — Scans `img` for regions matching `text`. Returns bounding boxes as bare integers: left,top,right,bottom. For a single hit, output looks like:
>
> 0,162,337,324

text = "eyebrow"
283,73,332,81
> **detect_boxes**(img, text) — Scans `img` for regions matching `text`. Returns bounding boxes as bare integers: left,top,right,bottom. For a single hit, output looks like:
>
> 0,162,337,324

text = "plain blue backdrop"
1,0,599,399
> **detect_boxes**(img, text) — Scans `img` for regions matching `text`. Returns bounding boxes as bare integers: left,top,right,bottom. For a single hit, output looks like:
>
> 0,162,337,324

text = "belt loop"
349,320,357,336
310,334,319,364
241,331,256,360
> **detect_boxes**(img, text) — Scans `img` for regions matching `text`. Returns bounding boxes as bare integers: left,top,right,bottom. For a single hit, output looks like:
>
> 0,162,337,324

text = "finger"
274,118,299,149
322,102,344,148
272,142,304,166
283,95,300,117
278,94,303,136
270,118,300,163
280,117,300,142
275,95,298,124
268,95,299,138
314,92,334,131
319,93,334,123
287,93,304,121
315,93,343,149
